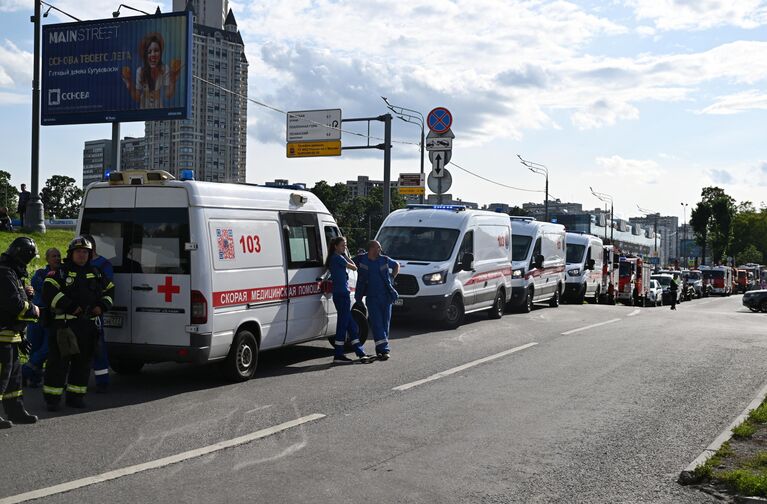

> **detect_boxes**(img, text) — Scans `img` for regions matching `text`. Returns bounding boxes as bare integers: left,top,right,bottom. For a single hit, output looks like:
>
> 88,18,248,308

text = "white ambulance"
376,205,512,329
508,217,566,312
563,232,604,303
78,170,354,381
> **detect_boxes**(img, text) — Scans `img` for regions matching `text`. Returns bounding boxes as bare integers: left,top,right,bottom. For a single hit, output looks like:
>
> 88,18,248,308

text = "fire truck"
617,256,651,306
740,263,763,292
600,245,620,304
700,265,732,296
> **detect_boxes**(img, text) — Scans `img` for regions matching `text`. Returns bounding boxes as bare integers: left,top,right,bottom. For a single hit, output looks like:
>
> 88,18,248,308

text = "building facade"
629,214,679,265
120,136,147,171
523,200,584,220
82,139,113,188
146,0,248,182
345,176,397,198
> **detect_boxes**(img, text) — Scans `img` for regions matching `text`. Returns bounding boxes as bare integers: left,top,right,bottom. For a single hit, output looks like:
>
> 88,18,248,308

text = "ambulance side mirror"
461,253,475,272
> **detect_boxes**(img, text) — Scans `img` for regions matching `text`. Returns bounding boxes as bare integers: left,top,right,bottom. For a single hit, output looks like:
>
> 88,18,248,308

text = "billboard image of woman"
122,32,183,109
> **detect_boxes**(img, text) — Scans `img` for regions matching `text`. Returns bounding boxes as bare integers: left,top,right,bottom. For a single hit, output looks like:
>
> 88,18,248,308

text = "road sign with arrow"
431,152,446,178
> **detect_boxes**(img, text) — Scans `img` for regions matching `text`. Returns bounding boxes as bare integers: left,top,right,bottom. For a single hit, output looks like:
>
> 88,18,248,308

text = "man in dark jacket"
0,237,40,428
42,237,114,411
17,184,30,228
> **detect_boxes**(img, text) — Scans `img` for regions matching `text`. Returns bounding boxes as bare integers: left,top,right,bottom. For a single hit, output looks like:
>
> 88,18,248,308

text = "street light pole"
590,186,614,244
517,154,549,221
382,97,425,204
681,202,689,264
26,0,45,233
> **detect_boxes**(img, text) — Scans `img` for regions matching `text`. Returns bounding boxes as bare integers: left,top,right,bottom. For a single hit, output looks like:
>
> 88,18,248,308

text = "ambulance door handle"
133,285,153,291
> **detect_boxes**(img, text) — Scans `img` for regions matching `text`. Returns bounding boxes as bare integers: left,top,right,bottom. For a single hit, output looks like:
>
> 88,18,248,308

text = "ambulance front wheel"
224,329,259,382
443,295,464,329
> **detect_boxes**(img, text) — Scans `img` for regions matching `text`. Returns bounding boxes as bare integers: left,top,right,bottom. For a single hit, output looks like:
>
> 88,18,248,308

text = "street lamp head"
112,10,120,17
43,6,52,17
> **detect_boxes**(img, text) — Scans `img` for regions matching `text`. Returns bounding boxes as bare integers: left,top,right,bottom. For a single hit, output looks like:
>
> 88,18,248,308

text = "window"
511,235,532,262
324,225,340,255
454,230,473,272
377,226,460,263
282,213,322,268
566,244,586,265
530,238,542,269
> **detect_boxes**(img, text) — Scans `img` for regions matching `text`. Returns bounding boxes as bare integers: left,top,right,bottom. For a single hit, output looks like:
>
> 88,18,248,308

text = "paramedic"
42,237,114,411
326,237,371,364
0,237,40,427
355,240,399,360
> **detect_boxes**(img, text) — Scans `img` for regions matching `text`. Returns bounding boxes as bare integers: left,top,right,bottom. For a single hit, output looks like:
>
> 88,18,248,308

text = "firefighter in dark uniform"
42,237,114,411
0,237,40,428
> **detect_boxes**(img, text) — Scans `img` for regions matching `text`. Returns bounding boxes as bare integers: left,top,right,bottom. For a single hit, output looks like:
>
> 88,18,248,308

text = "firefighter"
42,237,114,411
82,234,113,393
355,240,399,360
0,237,40,428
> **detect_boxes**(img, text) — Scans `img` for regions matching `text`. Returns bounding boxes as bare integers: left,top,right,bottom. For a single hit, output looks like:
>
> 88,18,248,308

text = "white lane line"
393,342,538,392
627,309,641,317
0,414,326,504
561,318,621,335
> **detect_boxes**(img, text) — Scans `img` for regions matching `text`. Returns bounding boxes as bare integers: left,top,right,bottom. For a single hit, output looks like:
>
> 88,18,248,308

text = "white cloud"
0,39,31,89
626,0,767,31
0,1,169,18
595,155,665,184
571,99,639,129
0,90,27,104
699,90,767,115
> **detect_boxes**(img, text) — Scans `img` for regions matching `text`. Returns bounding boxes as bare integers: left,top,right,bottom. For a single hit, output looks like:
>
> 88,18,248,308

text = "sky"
0,0,766,222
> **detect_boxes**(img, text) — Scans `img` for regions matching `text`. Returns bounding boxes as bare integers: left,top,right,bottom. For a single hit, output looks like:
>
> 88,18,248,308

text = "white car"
646,279,663,307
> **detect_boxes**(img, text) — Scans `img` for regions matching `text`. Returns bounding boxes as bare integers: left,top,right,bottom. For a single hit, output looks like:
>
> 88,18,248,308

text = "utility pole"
518,155,549,221
382,114,392,216
590,186,614,244
382,97,425,204
26,0,46,233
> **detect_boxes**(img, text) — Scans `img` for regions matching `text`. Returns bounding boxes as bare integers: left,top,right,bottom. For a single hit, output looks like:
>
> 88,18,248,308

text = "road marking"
0,414,326,504
393,342,538,392
561,318,621,335
627,309,641,317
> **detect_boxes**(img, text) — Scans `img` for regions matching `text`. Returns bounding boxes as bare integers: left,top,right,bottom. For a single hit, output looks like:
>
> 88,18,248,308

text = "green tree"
690,201,711,264
0,171,18,215
735,244,763,266
690,186,736,264
41,175,83,218
507,206,528,216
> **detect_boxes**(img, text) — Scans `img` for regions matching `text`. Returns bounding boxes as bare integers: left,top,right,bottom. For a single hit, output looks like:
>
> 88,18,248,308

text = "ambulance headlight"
512,269,524,279
568,268,581,276
423,270,448,285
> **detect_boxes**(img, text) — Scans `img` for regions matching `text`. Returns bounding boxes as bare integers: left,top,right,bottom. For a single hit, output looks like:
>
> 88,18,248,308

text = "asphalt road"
2,294,766,503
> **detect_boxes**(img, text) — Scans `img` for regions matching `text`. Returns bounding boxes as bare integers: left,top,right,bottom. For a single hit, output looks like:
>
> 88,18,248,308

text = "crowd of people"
0,234,114,428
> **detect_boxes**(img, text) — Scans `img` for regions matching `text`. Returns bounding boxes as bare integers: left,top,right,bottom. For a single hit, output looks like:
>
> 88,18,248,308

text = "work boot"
65,395,86,409
3,400,38,424
0,415,11,429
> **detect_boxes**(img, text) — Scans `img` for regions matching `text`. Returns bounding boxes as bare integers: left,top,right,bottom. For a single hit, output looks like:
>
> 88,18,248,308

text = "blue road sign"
427,107,452,134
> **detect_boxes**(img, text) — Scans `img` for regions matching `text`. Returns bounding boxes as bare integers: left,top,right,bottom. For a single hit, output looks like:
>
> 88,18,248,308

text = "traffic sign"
427,107,452,134
286,141,342,158
429,150,451,165
431,152,447,178
425,137,452,151
286,109,342,142
398,173,425,195
428,169,452,193
399,186,425,195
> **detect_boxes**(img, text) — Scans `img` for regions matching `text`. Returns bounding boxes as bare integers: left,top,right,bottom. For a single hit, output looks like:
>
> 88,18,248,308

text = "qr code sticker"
216,228,235,260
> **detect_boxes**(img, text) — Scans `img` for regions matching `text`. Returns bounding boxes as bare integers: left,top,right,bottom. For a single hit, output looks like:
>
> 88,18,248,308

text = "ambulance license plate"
394,298,404,306
103,314,123,328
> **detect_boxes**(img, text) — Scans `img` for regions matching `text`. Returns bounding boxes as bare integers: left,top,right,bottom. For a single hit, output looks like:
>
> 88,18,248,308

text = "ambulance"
508,217,566,312
376,205,512,329
563,232,604,304
78,170,354,381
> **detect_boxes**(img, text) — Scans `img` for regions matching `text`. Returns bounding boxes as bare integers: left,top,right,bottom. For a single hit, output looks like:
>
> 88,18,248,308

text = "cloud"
595,155,664,184
625,0,767,31
0,0,169,18
496,65,551,88
0,39,32,89
698,90,767,115
708,168,733,184
0,90,27,104
571,99,639,129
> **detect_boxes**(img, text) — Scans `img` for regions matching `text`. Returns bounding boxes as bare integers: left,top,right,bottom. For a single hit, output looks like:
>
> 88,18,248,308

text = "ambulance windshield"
511,235,532,262
378,226,459,262
566,244,586,264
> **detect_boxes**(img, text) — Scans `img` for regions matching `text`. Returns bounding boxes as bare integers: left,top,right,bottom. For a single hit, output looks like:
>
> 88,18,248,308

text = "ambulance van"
78,170,353,381
376,205,512,329
563,232,604,304
508,217,566,312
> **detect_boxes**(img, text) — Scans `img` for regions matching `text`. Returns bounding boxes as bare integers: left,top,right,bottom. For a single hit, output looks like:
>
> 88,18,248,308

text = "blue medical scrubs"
329,254,366,358
91,255,114,386
355,255,398,354
22,266,51,385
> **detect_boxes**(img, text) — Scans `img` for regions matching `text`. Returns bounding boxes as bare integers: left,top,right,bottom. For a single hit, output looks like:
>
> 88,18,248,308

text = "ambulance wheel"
443,295,464,329
224,330,259,382
549,286,560,308
521,288,534,313
110,358,144,375
488,289,505,319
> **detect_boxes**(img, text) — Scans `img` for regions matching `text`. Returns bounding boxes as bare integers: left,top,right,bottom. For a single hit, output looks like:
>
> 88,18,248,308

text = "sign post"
426,107,455,203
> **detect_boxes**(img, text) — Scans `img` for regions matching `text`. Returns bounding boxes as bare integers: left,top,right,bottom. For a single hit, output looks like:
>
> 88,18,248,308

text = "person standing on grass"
327,237,371,365
17,184,30,228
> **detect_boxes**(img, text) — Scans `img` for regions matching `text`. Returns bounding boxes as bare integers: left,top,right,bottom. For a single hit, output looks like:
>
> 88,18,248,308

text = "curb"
679,381,767,485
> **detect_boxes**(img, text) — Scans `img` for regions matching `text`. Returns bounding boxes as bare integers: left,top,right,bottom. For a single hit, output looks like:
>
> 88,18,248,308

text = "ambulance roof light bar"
406,204,466,212
108,170,175,185
509,216,535,221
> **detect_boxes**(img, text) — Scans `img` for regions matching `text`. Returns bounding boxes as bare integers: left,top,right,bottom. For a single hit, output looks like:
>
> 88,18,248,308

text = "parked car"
646,279,663,307
742,289,767,312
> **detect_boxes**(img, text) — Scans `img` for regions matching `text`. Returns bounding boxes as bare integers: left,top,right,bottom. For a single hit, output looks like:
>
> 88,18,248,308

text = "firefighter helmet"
4,237,39,266
67,236,94,259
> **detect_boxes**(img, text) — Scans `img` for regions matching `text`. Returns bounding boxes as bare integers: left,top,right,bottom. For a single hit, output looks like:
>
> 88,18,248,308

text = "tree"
690,186,736,264
0,171,18,215
41,175,83,218
507,206,528,216
735,245,763,266
690,201,711,264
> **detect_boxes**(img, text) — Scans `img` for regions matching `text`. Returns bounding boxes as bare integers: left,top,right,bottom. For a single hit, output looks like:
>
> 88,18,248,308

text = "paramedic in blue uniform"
326,237,371,364
83,235,114,393
355,240,399,360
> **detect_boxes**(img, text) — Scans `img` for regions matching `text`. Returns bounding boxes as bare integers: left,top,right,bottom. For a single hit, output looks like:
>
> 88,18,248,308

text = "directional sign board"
430,152,448,178
427,107,452,134
398,173,425,195
425,137,452,151
428,169,452,194
286,109,342,142
287,141,341,158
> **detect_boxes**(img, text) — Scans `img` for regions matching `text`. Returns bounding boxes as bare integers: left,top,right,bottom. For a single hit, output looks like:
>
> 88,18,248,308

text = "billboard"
42,12,192,125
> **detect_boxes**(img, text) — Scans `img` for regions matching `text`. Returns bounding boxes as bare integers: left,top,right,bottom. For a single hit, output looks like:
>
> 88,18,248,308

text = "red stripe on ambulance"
213,281,323,308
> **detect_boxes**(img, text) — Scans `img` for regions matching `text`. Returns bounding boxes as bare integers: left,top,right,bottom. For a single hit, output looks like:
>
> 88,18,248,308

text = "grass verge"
690,399,767,498
0,229,75,272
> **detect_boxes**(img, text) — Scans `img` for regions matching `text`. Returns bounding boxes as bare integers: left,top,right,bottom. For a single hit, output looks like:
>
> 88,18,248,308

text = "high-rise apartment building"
120,136,148,171
146,0,248,182
82,139,113,188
